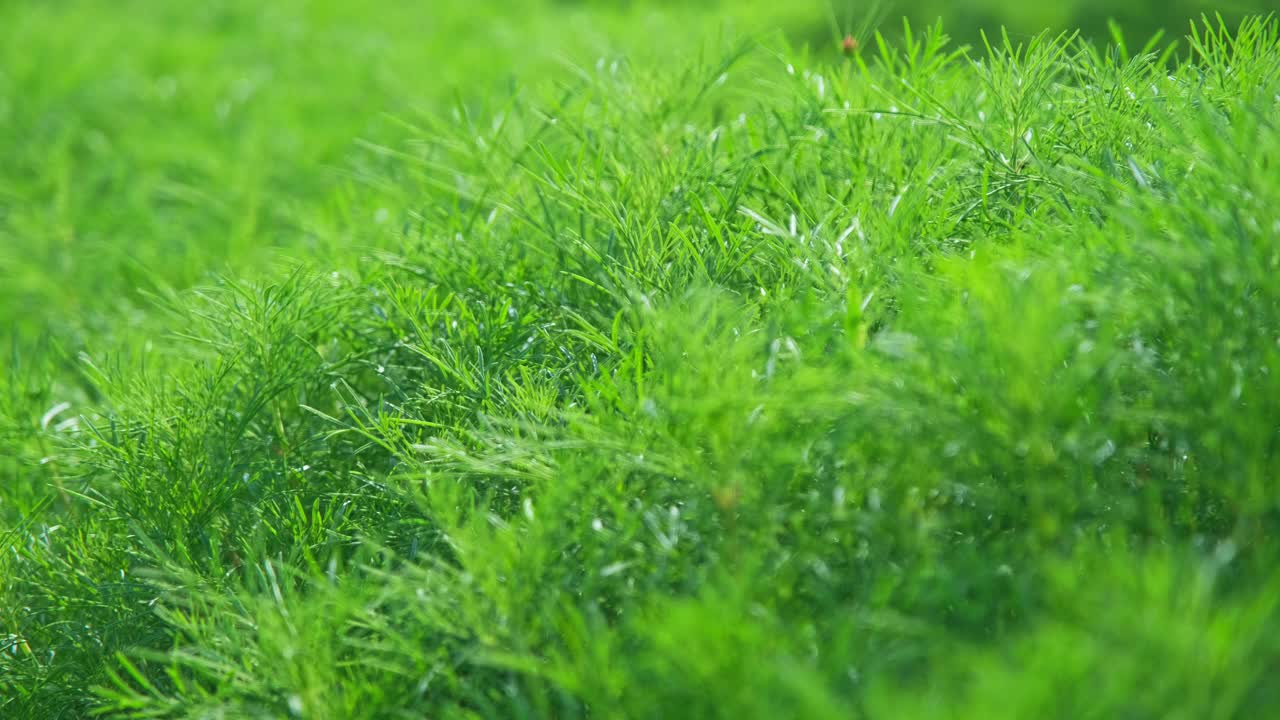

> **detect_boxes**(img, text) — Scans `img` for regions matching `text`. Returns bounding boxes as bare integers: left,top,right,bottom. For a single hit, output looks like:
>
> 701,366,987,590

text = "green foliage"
3,1,1280,718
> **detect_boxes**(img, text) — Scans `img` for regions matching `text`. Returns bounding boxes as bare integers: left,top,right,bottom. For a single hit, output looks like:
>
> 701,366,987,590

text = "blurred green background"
886,0,1267,41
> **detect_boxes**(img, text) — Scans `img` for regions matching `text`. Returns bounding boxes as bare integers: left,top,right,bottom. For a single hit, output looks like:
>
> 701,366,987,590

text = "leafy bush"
3,2,1279,718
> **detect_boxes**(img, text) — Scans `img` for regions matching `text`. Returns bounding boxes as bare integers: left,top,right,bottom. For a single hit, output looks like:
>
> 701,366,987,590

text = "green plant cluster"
3,1,1279,718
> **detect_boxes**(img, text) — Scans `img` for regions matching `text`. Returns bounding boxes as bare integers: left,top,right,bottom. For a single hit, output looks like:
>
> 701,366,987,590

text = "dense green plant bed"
3,2,1279,717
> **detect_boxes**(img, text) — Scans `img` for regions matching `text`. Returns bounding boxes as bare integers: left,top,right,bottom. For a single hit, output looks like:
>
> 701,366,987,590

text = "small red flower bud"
842,35,858,55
